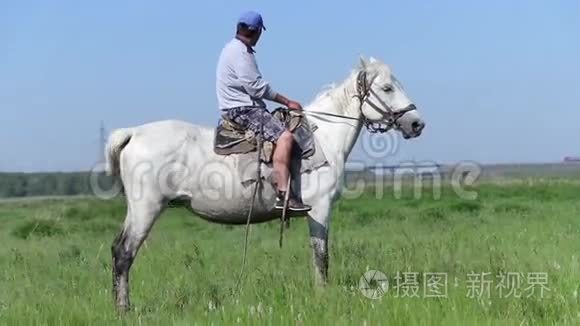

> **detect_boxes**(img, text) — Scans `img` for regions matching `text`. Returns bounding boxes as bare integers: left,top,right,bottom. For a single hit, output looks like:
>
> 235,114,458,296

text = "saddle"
213,107,317,163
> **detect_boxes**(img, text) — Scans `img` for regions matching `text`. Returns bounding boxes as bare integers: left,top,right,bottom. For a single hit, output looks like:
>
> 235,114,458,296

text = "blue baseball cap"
238,11,266,31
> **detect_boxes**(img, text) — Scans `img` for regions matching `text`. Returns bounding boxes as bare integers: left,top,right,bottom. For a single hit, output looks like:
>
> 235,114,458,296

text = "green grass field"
1,182,580,325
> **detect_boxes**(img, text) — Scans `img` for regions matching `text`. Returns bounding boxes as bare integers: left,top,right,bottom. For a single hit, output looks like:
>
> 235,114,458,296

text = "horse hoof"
116,303,131,314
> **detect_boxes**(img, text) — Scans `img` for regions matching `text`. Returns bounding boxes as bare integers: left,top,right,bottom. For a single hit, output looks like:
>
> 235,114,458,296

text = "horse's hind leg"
112,195,165,312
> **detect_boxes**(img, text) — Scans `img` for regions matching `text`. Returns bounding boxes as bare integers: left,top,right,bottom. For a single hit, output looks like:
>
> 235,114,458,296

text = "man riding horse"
216,11,311,212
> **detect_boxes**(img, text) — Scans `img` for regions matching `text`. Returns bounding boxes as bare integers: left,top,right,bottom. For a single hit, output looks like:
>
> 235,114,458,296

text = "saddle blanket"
214,107,316,163
235,134,329,186
213,107,329,185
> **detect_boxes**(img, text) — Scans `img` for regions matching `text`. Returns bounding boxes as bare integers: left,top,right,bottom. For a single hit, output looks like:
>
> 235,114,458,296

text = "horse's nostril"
412,121,425,132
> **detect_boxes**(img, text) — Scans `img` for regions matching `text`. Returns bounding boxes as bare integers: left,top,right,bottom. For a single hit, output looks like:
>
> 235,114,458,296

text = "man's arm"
272,93,302,110
233,52,302,110
233,51,277,100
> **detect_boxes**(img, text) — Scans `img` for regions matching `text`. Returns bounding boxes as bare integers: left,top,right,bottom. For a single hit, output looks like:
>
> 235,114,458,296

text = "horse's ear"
359,55,368,70
369,56,378,64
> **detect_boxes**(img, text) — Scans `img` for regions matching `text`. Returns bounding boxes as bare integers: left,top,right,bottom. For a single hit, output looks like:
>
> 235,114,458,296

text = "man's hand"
274,94,303,111
286,100,303,111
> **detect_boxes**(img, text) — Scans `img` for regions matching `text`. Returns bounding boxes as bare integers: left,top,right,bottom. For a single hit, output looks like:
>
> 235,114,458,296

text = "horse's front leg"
307,198,331,286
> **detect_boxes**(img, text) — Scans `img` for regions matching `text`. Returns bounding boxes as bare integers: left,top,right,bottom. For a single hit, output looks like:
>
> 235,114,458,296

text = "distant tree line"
0,172,116,198
2,163,579,198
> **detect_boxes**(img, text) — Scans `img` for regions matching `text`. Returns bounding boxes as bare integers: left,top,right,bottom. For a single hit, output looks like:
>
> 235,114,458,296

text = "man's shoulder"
223,38,247,53
219,39,239,63
220,39,254,68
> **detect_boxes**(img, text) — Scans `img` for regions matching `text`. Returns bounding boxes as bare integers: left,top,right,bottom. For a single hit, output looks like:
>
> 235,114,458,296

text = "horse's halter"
354,69,417,133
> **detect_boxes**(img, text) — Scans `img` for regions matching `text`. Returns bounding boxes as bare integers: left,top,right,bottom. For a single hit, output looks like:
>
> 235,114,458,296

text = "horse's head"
357,56,425,139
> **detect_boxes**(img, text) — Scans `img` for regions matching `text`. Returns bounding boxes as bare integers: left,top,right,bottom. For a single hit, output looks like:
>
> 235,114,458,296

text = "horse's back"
134,119,213,141
126,119,213,154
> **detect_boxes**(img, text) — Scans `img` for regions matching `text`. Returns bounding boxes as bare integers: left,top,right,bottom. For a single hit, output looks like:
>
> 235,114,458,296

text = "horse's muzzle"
412,120,426,134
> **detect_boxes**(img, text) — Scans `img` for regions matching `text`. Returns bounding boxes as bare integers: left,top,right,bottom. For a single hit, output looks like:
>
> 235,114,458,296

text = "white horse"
105,56,425,311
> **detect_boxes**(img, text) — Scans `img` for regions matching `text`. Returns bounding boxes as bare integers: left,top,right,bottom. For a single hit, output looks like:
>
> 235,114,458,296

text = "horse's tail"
105,128,134,177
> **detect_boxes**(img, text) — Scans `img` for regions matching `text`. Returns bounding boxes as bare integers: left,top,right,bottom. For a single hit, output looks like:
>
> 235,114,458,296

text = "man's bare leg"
273,131,293,192
273,131,311,212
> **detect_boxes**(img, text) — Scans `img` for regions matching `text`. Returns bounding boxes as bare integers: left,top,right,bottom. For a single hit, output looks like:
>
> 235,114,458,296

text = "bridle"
353,70,417,133
297,69,417,133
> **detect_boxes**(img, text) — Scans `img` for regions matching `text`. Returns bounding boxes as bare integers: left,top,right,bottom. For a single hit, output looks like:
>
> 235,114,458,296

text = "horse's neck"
306,71,363,163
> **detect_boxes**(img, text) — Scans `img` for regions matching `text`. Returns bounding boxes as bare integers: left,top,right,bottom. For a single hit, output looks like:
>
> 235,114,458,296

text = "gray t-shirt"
216,38,278,110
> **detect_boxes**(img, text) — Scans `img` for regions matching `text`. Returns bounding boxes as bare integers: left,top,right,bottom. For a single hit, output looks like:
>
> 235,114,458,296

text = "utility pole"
99,121,106,164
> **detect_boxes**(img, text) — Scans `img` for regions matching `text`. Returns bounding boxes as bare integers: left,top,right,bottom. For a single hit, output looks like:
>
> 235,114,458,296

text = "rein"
296,70,417,133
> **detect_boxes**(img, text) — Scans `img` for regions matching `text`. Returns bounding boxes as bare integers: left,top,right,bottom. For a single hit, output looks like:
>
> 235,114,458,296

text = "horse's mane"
308,69,359,115
307,60,387,116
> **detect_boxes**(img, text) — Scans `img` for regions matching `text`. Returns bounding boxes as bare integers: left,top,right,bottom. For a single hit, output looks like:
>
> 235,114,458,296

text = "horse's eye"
383,85,393,92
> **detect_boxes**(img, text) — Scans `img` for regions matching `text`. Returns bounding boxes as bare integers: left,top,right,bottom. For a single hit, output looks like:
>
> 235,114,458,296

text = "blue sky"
1,0,579,172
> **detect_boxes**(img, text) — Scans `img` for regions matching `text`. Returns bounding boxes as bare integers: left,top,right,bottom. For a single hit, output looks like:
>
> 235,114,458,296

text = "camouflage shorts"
222,107,286,142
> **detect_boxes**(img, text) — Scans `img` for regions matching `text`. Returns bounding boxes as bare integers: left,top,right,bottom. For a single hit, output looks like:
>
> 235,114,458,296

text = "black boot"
275,191,312,212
